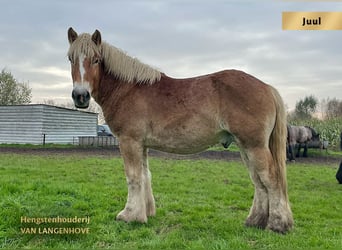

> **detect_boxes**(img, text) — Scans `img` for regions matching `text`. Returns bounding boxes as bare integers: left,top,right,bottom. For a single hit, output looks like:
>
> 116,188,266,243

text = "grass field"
0,152,341,249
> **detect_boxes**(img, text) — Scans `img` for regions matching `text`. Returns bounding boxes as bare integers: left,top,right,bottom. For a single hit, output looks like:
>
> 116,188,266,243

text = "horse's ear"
68,27,78,44
92,29,102,46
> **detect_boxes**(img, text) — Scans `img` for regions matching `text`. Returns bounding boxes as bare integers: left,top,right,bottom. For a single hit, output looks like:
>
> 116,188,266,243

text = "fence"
78,136,119,147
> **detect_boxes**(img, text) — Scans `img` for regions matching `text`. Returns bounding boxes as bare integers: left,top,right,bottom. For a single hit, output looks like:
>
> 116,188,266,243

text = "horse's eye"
68,56,74,64
92,58,100,65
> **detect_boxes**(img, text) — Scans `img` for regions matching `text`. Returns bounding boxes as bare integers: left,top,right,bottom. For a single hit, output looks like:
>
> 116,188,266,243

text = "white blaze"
79,54,85,83
73,54,91,93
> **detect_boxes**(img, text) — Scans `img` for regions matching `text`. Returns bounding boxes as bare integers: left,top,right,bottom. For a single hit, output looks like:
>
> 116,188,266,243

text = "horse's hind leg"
296,144,301,157
243,147,293,233
241,150,269,229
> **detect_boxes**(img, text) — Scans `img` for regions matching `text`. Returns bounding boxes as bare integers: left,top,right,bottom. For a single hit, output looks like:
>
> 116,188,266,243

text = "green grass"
0,153,341,249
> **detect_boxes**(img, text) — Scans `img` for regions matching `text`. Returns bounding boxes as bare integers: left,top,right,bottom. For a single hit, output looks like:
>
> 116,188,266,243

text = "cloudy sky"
0,0,341,110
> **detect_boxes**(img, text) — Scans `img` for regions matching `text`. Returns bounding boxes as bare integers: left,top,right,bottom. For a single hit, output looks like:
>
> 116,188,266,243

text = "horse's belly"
148,140,213,154
145,129,231,155
149,145,210,154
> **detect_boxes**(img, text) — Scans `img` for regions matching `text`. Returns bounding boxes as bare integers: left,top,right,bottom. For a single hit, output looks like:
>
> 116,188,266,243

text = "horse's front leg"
116,137,148,223
288,143,295,161
143,148,156,217
303,142,308,157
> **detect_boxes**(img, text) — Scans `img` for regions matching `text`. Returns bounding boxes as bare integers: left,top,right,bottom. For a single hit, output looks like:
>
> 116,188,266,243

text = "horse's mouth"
74,103,89,109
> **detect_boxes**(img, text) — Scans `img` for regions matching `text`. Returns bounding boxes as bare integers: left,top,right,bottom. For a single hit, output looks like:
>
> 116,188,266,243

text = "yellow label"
282,12,342,30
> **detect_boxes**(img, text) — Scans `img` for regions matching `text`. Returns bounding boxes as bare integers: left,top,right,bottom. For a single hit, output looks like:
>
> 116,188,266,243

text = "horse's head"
306,126,320,142
311,129,320,142
67,27,102,108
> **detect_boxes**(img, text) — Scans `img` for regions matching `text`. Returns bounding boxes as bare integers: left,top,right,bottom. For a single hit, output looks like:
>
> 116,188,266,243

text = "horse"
336,161,342,184
287,125,320,161
67,28,293,234
337,133,342,184
286,125,293,161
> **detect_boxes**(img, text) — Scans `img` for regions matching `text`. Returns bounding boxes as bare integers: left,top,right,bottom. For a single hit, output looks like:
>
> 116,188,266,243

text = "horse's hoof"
245,215,268,229
266,222,293,234
116,209,147,223
266,215,293,234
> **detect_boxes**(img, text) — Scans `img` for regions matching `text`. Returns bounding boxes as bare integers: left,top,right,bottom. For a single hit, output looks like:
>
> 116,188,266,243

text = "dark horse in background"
336,132,342,184
287,125,320,161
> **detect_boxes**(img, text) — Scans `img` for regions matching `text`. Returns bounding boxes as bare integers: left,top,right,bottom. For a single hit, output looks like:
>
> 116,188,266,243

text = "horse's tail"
269,87,288,199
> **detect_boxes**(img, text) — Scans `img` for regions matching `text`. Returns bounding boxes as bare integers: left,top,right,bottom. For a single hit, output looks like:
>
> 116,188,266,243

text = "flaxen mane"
68,33,161,84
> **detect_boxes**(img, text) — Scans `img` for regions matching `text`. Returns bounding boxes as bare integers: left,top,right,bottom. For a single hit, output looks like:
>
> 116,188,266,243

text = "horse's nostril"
72,89,90,108
72,90,76,99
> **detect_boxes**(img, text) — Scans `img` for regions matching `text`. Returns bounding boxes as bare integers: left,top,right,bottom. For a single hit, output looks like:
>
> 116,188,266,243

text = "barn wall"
0,105,97,145
0,105,44,144
42,106,97,144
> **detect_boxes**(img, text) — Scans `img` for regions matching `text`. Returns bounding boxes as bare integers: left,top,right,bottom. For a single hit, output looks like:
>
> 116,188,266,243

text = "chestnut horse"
67,28,293,233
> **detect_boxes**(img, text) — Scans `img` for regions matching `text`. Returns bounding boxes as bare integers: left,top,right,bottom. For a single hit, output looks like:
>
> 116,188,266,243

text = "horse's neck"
95,72,134,115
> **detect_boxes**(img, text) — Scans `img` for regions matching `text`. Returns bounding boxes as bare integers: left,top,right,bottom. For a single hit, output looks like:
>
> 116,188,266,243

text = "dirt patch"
0,146,340,165
0,146,241,161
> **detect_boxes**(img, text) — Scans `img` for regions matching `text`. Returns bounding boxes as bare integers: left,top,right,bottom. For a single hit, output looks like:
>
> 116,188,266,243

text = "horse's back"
158,69,277,128
145,69,272,118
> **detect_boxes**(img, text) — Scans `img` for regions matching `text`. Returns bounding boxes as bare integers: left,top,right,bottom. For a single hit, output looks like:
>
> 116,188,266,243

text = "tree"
294,95,318,119
0,69,32,105
325,98,342,119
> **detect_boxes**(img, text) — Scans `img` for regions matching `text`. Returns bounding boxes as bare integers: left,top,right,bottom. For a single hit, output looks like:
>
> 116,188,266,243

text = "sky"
0,0,341,111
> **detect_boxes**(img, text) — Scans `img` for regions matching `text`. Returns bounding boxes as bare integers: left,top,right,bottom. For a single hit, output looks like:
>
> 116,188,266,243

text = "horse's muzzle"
72,89,90,109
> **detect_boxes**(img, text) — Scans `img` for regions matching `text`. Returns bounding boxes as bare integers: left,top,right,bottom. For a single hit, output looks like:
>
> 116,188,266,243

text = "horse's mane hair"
68,33,161,84
305,126,319,137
